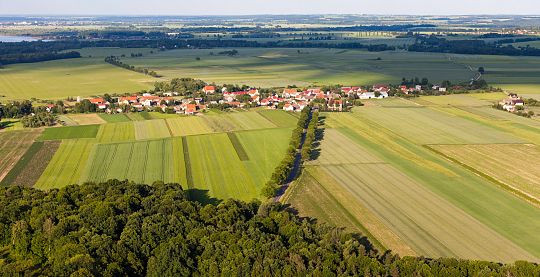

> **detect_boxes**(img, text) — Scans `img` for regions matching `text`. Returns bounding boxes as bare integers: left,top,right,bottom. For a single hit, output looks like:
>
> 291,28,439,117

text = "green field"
35,139,96,189
0,58,155,100
134,119,172,140
99,113,132,123
38,125,100,141
96,122,135,143
82,138,186,185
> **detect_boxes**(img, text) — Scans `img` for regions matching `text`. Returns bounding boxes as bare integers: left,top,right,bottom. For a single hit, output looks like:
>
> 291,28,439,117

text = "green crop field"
35,139,96,189
257,110,298,127
186,133,259,201
38,124,100,141
96,122,135,143
134,119,172,140
0,129,42,182
82,138,186,185
0,58,155,100
167,117,214,136
99,114,132,123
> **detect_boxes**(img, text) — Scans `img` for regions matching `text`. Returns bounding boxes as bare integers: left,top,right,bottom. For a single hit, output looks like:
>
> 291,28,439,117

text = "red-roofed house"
203,86,216,94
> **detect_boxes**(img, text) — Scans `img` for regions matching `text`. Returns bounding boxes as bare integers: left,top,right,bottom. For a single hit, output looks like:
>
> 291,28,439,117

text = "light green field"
351,107,524,144
34,139,95,189
167,117,214,136
236,128,292,187
432,144,540,203
82,138,186,185
257,110,298,127
96,122,135,143
123,48,474,87
99,114,132,123
0,58,155,100
134,119,171,140
186,133,258,201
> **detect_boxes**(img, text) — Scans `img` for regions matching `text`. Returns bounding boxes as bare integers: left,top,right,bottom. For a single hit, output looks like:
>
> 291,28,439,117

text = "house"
373,84,389,92
203,86,216,94
248,89,259,97
439,87,447,92
283,88,300,98
500,95,525,112
359,91,376,100
89,98,105,105
283,103,295,112
119,96,138,105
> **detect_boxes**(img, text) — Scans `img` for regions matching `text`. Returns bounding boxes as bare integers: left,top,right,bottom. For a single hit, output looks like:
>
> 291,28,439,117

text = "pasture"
0,58,155,100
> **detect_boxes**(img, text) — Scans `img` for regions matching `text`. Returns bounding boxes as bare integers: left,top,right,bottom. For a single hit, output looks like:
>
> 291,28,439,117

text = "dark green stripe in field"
182,137,194,189
227,132,249,161
1,141,60,187
38,124,100,141
140,111,152,120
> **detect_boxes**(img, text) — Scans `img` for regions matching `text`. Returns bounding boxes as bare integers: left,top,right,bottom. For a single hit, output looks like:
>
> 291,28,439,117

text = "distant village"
61,83,441,116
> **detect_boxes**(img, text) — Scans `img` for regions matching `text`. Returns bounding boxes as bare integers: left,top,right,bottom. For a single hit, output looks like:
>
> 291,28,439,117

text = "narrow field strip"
182,137,194,188
257,110,298,128
97,122,135,142
227,132,249,161
99,113,131,123
134,119,171,140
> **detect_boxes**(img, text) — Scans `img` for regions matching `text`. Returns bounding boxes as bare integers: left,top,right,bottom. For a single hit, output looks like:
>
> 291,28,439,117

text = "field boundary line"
227,132,250,161
182,137,194,189
164,119,174,137
424,145,540,208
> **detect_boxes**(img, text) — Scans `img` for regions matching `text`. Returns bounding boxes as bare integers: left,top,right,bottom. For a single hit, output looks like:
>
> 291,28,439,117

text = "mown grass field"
134,119,171,140
65,114,107,125
288,103,540,262
0,58,155,100
0,129,42,182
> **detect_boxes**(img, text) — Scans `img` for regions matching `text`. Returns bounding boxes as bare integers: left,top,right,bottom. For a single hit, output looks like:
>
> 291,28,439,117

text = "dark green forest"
0,180,539,276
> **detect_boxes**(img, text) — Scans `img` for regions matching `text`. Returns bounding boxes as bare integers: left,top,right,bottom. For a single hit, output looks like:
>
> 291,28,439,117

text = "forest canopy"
0,180,539,276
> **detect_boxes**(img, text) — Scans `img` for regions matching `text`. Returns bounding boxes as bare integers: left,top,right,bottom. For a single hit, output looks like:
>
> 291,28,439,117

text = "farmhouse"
500,94,525,112
203,85,216,94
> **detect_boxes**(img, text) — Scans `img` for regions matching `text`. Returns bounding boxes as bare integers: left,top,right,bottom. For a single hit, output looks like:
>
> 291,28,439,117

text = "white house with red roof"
203,86,216,94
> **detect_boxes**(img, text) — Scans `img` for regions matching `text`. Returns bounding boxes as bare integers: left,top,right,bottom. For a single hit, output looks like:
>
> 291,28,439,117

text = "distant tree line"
408,35,540,56
104,56,160,77
263,107,312,198
1,180,539,275
153,78,207,96
0,51,80,66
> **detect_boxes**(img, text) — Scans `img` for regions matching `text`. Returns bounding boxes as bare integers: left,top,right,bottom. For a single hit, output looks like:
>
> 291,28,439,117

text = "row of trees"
1,180,539,276
0,51,80,66
104,56,160,77
409,35,540,56
262,107,312,198
153,78,207,96
300,110,319,162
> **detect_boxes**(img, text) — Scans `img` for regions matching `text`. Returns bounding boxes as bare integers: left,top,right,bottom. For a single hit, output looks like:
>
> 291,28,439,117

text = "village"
63,83,401,116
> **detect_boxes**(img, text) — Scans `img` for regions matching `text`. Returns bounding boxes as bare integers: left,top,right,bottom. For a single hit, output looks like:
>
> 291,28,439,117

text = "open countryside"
2,11,540,275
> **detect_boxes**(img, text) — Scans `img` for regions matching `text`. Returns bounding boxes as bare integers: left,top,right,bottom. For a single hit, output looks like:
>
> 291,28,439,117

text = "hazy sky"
1,0,540,15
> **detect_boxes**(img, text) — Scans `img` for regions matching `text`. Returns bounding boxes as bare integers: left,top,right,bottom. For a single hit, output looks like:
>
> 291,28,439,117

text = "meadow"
0,57,155,101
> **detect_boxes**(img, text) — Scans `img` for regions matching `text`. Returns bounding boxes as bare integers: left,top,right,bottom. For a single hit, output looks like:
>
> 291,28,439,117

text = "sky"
1,0,540,15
